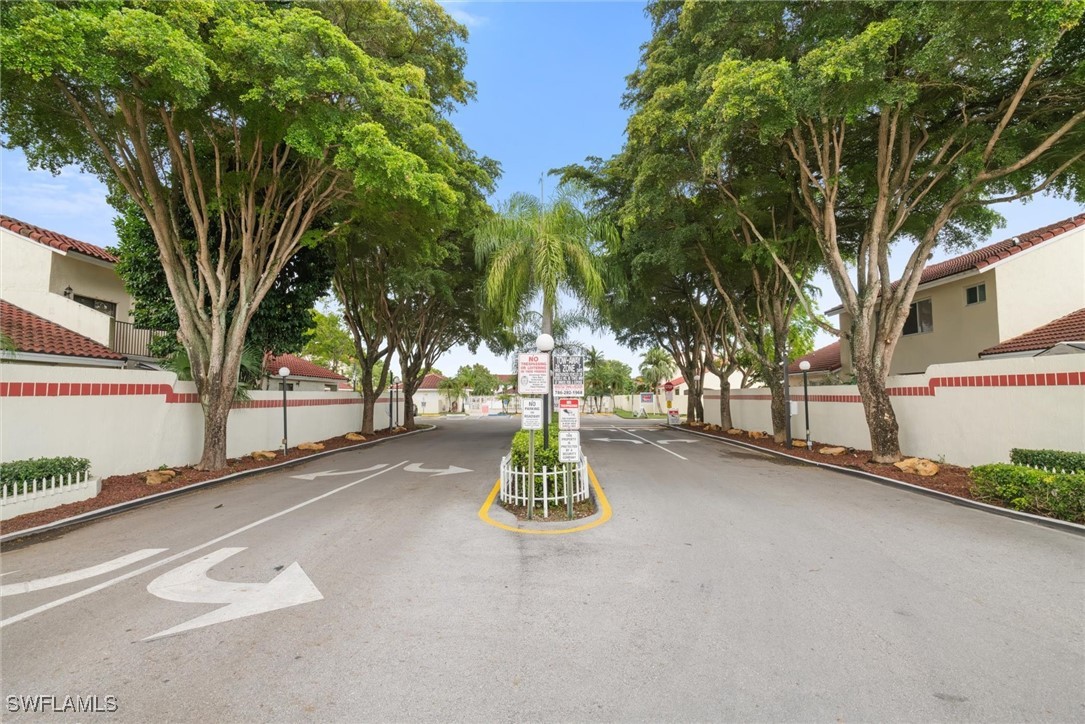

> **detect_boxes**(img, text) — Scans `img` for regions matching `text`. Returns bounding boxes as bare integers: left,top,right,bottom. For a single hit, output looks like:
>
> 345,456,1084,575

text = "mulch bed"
501,498,596,521
1,427,418,537
679,424,979,501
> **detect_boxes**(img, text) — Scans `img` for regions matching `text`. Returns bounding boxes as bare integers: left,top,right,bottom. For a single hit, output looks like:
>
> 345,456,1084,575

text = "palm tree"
639,347,676,414
584,346,604,412
475,187,617,338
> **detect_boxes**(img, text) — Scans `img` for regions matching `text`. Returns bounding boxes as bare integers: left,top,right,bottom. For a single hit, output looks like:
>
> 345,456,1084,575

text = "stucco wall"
1,229,128,346
994,226,1085,340
49,253,134,321
888,272,1002,374
703,356,1084,466
0,365,402,477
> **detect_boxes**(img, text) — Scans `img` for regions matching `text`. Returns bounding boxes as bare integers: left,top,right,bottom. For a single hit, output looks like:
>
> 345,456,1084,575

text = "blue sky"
2,1,1081,378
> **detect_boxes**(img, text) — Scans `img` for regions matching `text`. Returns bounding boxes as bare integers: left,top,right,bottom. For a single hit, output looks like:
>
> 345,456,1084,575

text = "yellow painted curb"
477,464,612,535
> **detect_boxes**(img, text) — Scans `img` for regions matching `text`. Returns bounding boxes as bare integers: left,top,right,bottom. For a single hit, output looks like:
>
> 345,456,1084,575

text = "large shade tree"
1,1,458,468
691,0,1085,461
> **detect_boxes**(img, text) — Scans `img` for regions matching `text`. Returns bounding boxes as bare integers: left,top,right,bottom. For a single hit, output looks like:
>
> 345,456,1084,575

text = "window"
902,298,933,335
966,283,986,305
72,294,117,318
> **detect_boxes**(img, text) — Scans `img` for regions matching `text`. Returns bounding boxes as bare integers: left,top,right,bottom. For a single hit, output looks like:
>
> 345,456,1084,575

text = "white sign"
559,430,580,463
518,353,550,395
552,355,584,398
558,398,580,430
521,398,543,430
668,409,680,425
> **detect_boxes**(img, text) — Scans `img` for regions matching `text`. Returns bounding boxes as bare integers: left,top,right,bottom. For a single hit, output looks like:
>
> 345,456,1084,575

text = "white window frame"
965,283,986,306
902,298,934,336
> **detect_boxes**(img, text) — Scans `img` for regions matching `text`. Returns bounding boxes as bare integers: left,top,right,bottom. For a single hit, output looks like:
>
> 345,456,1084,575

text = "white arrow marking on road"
656,439,695,445
403,463,473,477
145,547,322,641
1,549,167,597
618,428,689,460
590,438,643,444
290,464,387,481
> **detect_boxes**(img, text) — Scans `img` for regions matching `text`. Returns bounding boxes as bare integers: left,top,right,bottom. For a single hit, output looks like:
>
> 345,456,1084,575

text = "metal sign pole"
527,427,535,520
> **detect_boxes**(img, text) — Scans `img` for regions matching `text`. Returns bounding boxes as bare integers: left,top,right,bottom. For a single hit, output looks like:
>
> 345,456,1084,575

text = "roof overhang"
0,350,127,367
979,341,1085,359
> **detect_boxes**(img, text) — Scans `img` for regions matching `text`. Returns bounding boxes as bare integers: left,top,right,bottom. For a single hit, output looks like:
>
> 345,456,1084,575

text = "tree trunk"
764,375,787,443
719,381,733,430
403,388,416,430
196,381,234,470
853,357,902,463
361,396,376,436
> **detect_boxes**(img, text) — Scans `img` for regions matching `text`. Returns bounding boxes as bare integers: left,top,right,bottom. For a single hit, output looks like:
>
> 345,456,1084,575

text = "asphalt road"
1,416,1082,722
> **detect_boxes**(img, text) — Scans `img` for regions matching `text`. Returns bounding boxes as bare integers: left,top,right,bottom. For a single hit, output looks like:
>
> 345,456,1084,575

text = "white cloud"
439,1,488,28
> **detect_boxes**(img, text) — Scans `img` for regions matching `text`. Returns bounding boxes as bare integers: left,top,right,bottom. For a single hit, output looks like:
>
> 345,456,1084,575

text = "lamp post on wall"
536,333,555,450
279,366,290,455
799,360,811,447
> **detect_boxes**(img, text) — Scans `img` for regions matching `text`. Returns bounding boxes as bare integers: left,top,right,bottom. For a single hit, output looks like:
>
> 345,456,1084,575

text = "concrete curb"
0,426,435,546
661,425,1085,538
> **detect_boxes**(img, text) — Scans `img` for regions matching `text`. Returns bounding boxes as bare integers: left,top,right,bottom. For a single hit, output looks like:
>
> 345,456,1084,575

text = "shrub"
971,464,1085,523
510,424,562,471
0,456,92,495
1009,448,1085,473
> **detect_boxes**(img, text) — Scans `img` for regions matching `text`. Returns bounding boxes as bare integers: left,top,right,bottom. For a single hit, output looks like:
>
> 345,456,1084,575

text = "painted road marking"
0,549,167,597
403,462,473,477
145,547,322,641
618,428,689,460
590,438,642,444
478,465,612,535
290,464,387,481
0,462,408,630
656,439,695,445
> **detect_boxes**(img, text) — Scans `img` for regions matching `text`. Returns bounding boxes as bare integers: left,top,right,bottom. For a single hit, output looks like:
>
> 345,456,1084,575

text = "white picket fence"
1,471,101,521
499,453,591,518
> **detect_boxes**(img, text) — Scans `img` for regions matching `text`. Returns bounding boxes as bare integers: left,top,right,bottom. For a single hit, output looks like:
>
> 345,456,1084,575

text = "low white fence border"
1,472,101,521
499,453,590,518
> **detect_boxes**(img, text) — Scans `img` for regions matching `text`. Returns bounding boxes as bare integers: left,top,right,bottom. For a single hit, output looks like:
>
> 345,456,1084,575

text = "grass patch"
613,409,667,419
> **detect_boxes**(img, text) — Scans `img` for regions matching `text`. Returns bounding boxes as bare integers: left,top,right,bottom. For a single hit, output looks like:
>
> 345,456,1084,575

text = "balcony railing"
110,319,170,358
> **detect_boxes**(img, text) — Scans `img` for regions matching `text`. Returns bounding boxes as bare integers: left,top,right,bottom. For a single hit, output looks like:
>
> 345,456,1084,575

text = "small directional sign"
522,398,543,430
668,409,680,425
559,430,580,462
558,398,580,430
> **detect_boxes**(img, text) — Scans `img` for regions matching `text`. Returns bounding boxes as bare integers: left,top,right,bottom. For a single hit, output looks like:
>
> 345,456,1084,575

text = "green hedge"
510,424,562,471
1009,448,1085,473
0,456,92,496
971,464,1085,523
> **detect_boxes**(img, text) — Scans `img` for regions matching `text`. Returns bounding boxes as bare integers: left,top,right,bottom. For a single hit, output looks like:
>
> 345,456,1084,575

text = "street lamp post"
279,366,290,455
536,333,555,450
799,360,811,447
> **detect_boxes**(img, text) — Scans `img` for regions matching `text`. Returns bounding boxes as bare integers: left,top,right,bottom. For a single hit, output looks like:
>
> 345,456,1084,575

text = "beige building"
807,213,1085,376
0,214,164,360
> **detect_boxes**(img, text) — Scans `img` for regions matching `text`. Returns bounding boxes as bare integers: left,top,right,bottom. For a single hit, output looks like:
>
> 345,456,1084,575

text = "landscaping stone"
251,450,277,461
894,457,940,477
298,442,325,452
749,431,767,439
792,440,807,448
145,470,177,486
726,428,745,435
345,433,366,442
819,446,846,456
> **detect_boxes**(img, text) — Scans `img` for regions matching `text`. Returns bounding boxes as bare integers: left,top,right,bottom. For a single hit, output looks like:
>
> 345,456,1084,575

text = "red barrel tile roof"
788,340,842,374
980,308,1085,357
827,213,1085,315
264,353,346,381
917,213,1085,285
417,372,446,390
1,214,119,264
0,300,124,361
